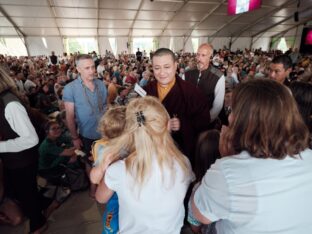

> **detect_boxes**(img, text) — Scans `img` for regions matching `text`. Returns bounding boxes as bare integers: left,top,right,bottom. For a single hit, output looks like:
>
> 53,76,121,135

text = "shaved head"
196,43,213,71
198,43,213,56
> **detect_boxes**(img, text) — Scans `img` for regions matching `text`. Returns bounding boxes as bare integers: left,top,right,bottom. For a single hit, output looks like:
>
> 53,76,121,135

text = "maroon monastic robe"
145,76,211,166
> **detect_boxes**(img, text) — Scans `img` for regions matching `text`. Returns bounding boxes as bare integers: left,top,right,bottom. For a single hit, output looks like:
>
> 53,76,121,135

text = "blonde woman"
95,96,194,234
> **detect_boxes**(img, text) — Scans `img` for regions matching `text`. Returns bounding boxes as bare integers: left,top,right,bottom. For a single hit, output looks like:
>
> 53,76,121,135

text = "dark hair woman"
191,79,312,234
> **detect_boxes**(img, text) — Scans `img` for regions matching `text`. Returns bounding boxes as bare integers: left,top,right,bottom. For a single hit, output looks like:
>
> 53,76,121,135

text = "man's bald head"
198,43,213,55
197,43,213,71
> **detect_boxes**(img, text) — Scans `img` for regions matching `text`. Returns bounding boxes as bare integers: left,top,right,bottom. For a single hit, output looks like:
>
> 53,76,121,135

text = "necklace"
82,81,103,115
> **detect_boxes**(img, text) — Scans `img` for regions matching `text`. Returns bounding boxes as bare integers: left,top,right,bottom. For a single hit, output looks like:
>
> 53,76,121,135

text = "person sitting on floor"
38,120,78,175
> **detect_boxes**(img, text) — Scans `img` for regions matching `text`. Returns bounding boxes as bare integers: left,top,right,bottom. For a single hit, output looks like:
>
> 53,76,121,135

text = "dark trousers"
4,163,46,232
81,135,97,164
81,136,96,156
38,166,66,185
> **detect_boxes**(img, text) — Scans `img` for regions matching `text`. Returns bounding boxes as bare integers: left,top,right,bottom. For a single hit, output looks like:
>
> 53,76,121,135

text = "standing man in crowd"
49,51,58,66
145,48,211,166
63,54,107,155
184,43,225,122
269,54,292,86
14,72,26,94
97,59,106,79
136,48,143,62
24,74,37,94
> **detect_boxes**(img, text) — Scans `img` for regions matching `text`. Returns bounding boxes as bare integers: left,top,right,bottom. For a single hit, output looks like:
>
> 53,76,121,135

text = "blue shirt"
63,76,107,139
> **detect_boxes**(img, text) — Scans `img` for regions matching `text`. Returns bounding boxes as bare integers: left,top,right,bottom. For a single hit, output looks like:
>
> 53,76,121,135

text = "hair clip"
136,111,145,127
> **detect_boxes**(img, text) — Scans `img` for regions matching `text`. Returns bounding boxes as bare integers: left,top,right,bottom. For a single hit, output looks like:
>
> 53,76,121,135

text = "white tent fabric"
0,37,27,56
211,37,231,50
199,37,209,46
284,25,304,49
172,37,184,52
26,37,63,56
98,37,113,55
232,38,252,51
159,37,171,50
116,37,128,55
251,37,270,51
184,37,194,53
0,0,311,55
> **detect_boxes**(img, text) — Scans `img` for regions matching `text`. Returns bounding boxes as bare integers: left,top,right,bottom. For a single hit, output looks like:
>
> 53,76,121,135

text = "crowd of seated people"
0,45,311,234
1,47,312,100
1,47,311,136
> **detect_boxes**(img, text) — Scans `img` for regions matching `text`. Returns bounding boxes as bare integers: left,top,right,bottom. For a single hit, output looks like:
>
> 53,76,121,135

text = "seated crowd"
0,45,312,234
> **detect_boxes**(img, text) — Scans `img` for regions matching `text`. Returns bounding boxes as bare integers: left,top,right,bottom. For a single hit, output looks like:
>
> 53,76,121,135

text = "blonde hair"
98,106,126,139
106,96,191,187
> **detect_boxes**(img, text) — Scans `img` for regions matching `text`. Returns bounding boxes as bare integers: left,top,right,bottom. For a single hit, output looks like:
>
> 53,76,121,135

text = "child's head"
44,120,62,139
56,110,66,127
98,106,126,139
194,130,220,182
117,86,130,97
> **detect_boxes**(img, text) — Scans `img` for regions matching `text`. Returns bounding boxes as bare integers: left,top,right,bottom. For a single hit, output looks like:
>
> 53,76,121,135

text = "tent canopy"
0,0,311,39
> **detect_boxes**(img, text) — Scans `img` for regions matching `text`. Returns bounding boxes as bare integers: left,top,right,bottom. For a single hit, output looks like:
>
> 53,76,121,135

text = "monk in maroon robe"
145,48,211,166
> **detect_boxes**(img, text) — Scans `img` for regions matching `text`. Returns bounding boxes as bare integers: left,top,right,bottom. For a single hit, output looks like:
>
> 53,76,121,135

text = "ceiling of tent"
0,0,311,39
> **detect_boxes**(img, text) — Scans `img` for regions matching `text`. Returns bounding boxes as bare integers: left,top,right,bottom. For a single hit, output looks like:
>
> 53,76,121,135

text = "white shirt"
24,79,36,93
194,150,312,234
15,80,26,94
210,75,225,121
97,64,105,78
0,101,38,153
181,73,225,122
105,156,193,234
230,72,239,84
